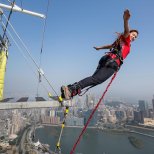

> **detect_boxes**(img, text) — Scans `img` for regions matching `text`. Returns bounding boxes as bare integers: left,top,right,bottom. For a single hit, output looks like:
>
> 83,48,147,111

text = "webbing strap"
70,72,117,154
78,85,95,96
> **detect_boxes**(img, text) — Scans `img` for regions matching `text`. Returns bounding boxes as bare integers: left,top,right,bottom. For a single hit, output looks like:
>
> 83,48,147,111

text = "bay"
35,126,154,154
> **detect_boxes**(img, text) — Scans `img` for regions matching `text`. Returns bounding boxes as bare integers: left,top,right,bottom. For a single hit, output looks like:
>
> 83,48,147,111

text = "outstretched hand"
93,46,99,50
123,9,131,21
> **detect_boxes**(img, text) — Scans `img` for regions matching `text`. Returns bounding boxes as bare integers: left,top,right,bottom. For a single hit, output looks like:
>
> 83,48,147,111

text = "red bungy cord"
70,72,117,154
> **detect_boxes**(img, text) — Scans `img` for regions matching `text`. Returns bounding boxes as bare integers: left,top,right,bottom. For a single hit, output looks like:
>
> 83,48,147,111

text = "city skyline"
0,94,154,153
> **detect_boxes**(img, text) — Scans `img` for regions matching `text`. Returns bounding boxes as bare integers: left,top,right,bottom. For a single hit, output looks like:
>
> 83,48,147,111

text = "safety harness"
106,35,123,69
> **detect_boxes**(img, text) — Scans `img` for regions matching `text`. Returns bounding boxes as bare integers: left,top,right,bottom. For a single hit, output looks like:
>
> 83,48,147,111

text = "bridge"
0,97,66,110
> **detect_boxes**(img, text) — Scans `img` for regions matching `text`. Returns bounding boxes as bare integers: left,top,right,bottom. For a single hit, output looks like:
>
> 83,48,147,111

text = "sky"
1,0,154,104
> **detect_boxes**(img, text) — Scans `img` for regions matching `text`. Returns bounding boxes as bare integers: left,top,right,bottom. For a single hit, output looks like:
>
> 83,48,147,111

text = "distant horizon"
2,91,154,107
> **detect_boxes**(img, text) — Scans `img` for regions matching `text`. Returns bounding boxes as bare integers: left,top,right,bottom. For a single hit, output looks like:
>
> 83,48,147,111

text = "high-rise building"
83,109,99,126
66,117,84,126
139,100,146,111
115,110,126,121
148,109,154,118
138,100,149,117
152,95,154,111
50,110,55,117
11,110,21,134
134,111,144,124
85,94,90,109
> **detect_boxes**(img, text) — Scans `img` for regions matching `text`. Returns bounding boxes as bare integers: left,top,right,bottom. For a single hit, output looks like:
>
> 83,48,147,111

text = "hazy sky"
1,0,154,104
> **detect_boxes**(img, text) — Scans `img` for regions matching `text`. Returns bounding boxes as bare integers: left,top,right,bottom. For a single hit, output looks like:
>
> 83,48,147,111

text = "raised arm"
123,9,131,38
93,44,113,50
94,10,132,51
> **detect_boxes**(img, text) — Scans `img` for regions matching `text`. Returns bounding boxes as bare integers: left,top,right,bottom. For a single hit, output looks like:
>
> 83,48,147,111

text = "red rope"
70,72,117,154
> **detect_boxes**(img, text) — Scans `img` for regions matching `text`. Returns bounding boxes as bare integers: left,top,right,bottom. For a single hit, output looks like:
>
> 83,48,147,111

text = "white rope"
1,21,51,95
3,13,40,71
2,13,59,96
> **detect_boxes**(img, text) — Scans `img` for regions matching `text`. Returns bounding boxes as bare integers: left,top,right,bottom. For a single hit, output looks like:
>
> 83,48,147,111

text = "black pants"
78,55,119,89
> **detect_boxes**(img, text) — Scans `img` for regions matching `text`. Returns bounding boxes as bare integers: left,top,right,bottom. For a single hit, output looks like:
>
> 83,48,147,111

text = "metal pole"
0,3,45,18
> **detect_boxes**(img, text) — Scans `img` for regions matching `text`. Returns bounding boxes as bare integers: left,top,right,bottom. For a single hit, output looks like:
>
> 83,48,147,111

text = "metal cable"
2,0,15,39
2,13,59,96
37,0,50,97
1,21,51,95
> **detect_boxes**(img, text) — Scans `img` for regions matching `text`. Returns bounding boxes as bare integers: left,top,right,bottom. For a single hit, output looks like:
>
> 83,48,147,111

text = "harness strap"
105,43,123,69
108,34,124,66
78,85,95,96
111,48,123,64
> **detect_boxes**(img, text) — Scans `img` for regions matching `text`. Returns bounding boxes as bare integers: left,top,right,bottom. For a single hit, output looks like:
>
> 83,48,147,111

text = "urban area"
0,94,154,154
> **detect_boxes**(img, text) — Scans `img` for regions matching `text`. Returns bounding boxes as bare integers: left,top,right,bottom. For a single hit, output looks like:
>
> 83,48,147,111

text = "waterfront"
34,126,154,154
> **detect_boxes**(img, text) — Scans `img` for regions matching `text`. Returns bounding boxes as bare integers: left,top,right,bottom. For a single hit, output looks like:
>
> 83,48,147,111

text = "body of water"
34,126,154,154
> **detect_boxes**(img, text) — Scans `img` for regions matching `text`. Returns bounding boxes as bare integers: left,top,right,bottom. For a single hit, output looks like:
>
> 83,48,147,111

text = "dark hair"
130,29,139,35
112,30,138,47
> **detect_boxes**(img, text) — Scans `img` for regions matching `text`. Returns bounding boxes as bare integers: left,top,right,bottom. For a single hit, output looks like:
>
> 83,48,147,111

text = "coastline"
125,124,154,132
41,123,154,131
37,123,154,138
41,123,96,129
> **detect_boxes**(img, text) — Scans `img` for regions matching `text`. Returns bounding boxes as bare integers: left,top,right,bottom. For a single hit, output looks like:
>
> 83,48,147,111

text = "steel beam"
0,101,60,110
